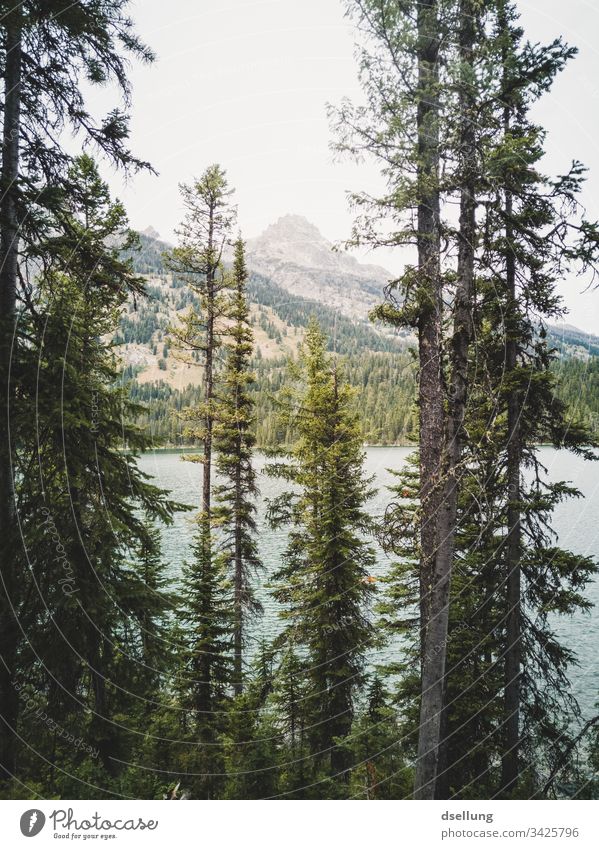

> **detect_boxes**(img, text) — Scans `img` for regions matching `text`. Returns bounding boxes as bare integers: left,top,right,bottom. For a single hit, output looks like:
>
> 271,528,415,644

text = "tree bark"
0,11,22,783
233,455,243,696
202,244,215,520
500,2,522,791
413,0,445,800
433,0,477,800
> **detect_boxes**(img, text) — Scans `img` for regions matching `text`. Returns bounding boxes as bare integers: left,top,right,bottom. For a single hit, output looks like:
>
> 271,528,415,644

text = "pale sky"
91,0,599,333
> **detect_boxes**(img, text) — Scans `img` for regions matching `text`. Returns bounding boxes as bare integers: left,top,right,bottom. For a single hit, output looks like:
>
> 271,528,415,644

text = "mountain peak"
246,214,392,320
252,215,330,256
247,214,338,275
142,225,161,240
247,214,390,280
263,214,327,239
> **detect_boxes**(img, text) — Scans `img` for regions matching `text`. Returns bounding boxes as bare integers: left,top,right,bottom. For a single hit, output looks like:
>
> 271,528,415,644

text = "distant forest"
126,351,599,449
120,235,599,448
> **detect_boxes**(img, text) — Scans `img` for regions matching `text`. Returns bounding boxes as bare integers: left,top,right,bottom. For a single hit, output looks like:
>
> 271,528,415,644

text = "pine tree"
165,167,238,798
174,524,233,799
476,0,599,795
0,0,154,783
439,321,598,799
213,237,262,697
267,320,376,790
333,0,599,799
167,164,237,522
374,0,599,798
331,0,480,797
12,155,182,793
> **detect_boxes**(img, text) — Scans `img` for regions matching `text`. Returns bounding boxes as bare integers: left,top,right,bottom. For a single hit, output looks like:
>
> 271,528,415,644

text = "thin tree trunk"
198,217,217,738
499,3,522,794
233,454,243,696
414,0,445,800
502,318,521,793
500,2,521,789
0,11,22,783
434,0,477,800
201,206,217,521
203,304,214,518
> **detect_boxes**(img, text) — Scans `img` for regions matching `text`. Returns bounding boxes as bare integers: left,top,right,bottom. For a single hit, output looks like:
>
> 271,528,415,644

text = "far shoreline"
134,441,562,453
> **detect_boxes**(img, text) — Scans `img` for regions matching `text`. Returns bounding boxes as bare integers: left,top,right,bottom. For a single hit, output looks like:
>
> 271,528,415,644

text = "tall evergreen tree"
12,155,181,793
166,167,237,798
268,320,376,790
167,164,237,522
464,0,599,795
174,523,233,799
213,237,262,696
444,337,597,798
370,0,599,800
334,0,599,799
0,0,154,783
331,0,478,797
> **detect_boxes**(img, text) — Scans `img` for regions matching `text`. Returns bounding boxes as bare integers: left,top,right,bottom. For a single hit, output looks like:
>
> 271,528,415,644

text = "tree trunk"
233,455,243,696
432,0,477,800
500,3,522,789
502,321,521,794
0,11,22,784
203,305,213,518
201,207,217,520
414,0,445,800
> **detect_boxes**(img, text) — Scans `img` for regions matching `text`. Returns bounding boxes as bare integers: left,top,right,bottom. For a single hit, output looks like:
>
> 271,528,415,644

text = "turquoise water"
138,446,599,721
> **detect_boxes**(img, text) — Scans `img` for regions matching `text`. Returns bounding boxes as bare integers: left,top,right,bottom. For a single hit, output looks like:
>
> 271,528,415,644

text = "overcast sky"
92,0,599,332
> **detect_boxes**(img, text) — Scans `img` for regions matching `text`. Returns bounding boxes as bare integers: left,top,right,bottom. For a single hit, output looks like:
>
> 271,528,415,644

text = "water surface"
138,446,599,720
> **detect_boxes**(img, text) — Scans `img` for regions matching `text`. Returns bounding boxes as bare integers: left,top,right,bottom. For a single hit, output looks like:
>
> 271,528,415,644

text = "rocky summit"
245,214,391,319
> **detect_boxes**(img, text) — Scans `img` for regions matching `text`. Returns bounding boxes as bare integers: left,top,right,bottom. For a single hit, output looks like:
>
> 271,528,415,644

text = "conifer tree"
13,155,181,791
331,0,480,797
268,320,376,789
371,0,599,799
0,0,154,782
213,237,262,696
477,0,599,794
167,165,237,521
165,168,237,797
335,0,599,799
174,525,233,799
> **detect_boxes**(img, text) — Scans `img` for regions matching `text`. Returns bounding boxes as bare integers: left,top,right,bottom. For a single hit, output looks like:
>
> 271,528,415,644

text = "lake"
138,446,599,722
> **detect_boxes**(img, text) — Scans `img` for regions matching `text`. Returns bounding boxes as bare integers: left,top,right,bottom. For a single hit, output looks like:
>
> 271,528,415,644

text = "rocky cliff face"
245,214,391,319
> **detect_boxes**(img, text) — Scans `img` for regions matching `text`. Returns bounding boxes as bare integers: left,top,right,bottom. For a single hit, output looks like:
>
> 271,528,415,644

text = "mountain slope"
117,218,410,389
245,214,391,319
116,221,599,446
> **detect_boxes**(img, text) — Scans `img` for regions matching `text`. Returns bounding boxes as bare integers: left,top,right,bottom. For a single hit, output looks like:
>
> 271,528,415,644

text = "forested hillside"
119,229,599,447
